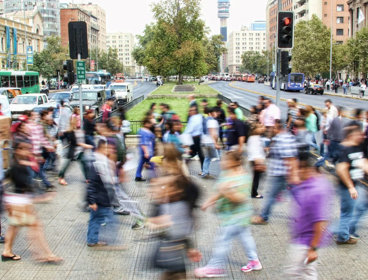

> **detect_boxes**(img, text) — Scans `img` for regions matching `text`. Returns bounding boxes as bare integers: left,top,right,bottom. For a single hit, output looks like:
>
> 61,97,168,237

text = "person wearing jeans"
335,123,368,245
135,118,155,182
194,151,262,278
349,185,368,238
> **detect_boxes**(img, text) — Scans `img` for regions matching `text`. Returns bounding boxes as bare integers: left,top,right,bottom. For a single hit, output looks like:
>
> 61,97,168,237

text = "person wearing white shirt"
324,99,338,120
247,125,266,198
201,108,220,179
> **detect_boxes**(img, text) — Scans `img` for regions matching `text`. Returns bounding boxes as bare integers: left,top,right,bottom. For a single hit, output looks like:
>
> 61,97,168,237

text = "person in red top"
0,103,3,116
102,98,115,122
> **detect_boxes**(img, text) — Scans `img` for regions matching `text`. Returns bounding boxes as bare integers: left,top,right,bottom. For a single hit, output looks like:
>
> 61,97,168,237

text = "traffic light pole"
276,0,282,108
78,53,84,129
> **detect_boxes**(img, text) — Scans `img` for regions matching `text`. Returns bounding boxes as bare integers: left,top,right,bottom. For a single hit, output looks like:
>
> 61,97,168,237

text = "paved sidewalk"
1,150,368,279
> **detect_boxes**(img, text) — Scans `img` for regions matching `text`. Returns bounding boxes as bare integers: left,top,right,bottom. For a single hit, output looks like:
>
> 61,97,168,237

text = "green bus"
0,71,40,93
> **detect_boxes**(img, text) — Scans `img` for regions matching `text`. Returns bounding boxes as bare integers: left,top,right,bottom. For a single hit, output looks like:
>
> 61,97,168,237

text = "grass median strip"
150,82,219,96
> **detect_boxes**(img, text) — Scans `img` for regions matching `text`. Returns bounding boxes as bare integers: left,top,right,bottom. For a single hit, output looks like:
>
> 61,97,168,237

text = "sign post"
26,46,33,67
76,59,86,128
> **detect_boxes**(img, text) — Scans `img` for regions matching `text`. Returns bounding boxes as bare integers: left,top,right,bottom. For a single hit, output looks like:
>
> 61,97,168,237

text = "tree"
292,15,330,77
203,34,226,73
133,0,209,84
31,36,68,80
98,48,124,75
240,51,268,75
346,27,368,78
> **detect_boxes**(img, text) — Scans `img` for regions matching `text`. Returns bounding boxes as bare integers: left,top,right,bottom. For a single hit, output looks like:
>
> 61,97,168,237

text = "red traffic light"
283,17,292,26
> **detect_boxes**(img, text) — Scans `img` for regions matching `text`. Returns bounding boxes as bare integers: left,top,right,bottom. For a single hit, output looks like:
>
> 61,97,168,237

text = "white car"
10,93,49,120
108,82,133,106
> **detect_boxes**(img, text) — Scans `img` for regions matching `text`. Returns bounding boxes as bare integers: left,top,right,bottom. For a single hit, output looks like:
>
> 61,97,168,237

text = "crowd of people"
0,93,368,279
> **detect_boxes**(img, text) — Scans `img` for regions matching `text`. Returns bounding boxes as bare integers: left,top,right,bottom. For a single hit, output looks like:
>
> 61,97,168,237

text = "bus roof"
0,70,39,76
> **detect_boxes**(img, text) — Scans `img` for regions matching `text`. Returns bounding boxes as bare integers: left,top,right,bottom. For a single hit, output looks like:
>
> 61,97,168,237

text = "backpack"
314,112,321,131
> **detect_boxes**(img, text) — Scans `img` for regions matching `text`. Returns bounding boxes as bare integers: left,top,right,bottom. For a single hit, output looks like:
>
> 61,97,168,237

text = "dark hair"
190,106,198,113
228,107,236,114
216,99,222,106
142,117,152,126
354,108,363,118
40,110,49,119
298,148,315,168
325,99,332,104
150,103,156,110
292,98,298,104
343,124,362,138
201,99,208,103
337,106,345,113
97,139,107,150
24,110,31,117
60,100,65,106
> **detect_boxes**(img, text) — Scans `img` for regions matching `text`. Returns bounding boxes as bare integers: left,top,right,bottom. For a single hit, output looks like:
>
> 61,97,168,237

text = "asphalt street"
126,80,156,98
210,81,368,119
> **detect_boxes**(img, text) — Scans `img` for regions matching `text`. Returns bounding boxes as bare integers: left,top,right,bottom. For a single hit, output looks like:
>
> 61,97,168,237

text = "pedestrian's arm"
141,144,149,158
238,136,245,152
201,193,221,211
306,221,328,264
336,162,358,199
285,157,299,185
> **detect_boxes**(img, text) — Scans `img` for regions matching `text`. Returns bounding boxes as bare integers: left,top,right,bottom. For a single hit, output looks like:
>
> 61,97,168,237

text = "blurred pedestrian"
262,99,280,138
335,124,368,244
135,117,155,182
84,109,96,147
305,106,319,152
188,94,198,109
163,120,184,154
102,98,114,123
252,120,298,224
247,124,266,198
195,151,262,278
2,142,62,263
226,108,247,153
324,99,338,120
284,150,333,279
213,100,226,146
326,106,346,164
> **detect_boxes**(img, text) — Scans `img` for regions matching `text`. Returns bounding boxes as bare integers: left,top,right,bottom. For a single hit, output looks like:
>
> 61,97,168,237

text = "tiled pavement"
1,149,368,280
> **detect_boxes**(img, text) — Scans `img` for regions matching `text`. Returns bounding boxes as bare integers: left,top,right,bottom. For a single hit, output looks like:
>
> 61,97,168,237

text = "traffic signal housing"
281,51,292,76
278,11,294,49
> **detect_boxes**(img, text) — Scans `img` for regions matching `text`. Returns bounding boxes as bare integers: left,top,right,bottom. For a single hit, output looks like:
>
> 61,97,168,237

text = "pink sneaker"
194,267,226,278
241,260,263,273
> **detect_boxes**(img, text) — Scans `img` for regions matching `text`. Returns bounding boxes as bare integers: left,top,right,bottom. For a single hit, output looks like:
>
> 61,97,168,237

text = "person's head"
354,108,364,121
294,117,306,129
221,150,243,170
233,102,239,108
259,96,265,104
188,94,195,101
85,109,95,120
188,106,198,117
30,111,39,122
150,103,156,111
324,99,332,109
207,107,218,118
161,103,170,112
60,100,65,107
107,98,114,106
297,149,317,181
287,99,295,108
272,119,284,136
201,99,208,107
73,107,80,115
142,117,153,129
250,105,257,114
216,99,222,107
228,107,237,120
263,98,271,108
40,110,49,121
343,124,364,144
96,139,108,156
292,98,298,105
305,105,313,115
337,106,345,117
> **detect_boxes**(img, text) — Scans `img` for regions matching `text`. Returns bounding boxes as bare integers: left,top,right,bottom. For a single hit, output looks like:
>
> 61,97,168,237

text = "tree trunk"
178,73,183,85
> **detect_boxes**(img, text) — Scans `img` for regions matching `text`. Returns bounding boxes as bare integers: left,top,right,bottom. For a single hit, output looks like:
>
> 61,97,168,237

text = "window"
10,76,16,87
337,5,344,12
337,17,344,23
16,75,23,88
336,29,344,36
24,76,30,87
38,96,43,105
1,76,9,87
42,95,47,103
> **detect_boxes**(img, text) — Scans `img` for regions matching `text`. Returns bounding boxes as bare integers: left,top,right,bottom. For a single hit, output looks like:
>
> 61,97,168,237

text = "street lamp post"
329,0,333,81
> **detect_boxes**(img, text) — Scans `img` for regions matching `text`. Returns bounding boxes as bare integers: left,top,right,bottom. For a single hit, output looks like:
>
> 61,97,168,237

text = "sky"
71,0,268,36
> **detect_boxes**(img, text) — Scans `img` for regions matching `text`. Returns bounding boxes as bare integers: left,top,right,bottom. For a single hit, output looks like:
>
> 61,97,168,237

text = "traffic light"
68,72,75,85
281,51,292,76
278,11,294,49
66,60,74,72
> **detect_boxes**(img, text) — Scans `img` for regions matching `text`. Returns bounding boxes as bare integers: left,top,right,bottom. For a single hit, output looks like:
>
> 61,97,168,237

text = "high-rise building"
227,26,267,74
266,0,293,50
347,0,368,37
322,0,350,43
106,33,136,76
251,20,267,31
3,0,60,38
75,3,106,51
293,0,322,24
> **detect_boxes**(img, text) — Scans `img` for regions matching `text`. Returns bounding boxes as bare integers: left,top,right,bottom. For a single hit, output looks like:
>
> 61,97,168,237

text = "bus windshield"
110,85,127,91
289,74,304,83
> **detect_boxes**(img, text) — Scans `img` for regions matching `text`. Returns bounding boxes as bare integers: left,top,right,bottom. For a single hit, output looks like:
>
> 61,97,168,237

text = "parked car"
69,90,105,115
10,93,49,119
305,83,324,95
258,77,265,83
108,82,133,106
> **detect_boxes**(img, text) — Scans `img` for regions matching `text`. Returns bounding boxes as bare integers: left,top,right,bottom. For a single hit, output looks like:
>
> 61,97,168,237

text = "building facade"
60,7,99,51
106,33,136,76
4,0,60,38
347,0,368,37
322,0,350,42
75,3,106,52
0,12,44,69
293,0,322,23
266,0,293,50
227,26,267,74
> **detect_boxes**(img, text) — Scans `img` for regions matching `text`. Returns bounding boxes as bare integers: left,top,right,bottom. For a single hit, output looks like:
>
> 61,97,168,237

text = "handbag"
153,238,186,271
6,201,36,226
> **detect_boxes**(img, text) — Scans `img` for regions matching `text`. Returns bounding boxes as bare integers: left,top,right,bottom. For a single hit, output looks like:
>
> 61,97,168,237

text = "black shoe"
46,185,57,192
114,210,130,216
135,177,146,182
0,236,5,243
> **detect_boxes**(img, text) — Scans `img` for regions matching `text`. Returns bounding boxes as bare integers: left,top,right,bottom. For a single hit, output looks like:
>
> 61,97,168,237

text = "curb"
324,92,368,101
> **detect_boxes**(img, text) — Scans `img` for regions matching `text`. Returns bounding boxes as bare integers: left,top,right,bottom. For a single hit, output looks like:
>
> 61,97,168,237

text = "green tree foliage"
88,48,124,75
240,51,269,75
31,36,68,79
346,27,368,77
203,34,226,73
292,15,330,77
133,0,215,84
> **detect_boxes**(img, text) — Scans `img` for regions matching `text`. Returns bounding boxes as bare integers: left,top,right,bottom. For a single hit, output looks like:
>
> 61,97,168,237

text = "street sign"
76,61,86,82
26,46,33,65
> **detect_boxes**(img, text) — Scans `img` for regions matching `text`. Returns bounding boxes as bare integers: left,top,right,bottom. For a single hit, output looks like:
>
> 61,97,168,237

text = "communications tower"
218,0,230,72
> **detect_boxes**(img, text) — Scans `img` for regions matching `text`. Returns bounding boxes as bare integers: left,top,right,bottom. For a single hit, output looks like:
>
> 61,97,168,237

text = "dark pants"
251,162,263,197
85,135,95,148
135,148,154,179
328,140,341,164
190,135,204,171
87,206,118,244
